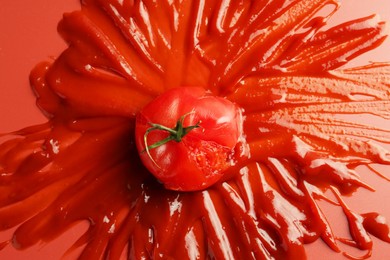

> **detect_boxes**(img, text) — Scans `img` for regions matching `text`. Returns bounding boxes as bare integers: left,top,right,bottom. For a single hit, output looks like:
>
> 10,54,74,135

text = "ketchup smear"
1,0,390,259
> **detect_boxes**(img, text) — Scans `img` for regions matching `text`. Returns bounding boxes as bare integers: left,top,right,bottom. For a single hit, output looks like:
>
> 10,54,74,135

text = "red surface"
0,1,84,259
0,0,390,259
299,3,390,259
0,0,80,132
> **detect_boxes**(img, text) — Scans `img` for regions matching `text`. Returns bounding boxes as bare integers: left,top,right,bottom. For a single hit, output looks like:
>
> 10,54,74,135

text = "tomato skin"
135,87,242,191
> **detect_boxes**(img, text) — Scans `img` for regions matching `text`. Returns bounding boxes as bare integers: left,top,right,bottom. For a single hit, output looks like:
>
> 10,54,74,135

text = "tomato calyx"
143,112,201,167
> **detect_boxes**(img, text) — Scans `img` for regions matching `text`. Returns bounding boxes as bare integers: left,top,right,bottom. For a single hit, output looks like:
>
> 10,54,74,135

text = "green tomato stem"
142,112,201,168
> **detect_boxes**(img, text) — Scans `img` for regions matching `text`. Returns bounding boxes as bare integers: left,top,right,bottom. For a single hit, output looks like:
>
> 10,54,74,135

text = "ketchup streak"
1,0,390,259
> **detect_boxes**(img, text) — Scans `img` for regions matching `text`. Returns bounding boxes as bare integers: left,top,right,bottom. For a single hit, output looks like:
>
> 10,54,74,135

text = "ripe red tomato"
135,87,243,191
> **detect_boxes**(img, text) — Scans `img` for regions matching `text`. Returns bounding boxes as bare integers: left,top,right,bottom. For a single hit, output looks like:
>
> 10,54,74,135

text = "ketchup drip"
1,0,390,259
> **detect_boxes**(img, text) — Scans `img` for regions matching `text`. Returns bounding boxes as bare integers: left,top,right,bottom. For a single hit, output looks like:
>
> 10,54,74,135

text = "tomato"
135,87,243,191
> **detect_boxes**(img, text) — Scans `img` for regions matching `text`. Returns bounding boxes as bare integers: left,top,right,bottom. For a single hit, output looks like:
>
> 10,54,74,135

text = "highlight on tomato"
135,87,243,191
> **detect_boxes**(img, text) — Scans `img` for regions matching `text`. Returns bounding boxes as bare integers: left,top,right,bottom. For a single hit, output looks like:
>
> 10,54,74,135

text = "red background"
0,0,389,259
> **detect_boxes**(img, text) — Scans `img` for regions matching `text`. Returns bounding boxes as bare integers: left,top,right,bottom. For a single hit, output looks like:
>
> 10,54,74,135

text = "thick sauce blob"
1,0,390,259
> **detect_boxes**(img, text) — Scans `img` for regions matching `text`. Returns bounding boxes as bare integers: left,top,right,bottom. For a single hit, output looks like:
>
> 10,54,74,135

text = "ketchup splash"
1,0,390,259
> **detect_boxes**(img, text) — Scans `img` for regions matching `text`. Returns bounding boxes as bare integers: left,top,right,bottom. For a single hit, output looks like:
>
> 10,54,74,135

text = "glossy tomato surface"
135,87,243,191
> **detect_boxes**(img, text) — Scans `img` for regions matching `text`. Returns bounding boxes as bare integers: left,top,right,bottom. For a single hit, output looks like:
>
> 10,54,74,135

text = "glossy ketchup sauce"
1,0,390,259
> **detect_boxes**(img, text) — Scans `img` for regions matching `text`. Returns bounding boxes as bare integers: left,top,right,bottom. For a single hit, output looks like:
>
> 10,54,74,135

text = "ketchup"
1,0,390,259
